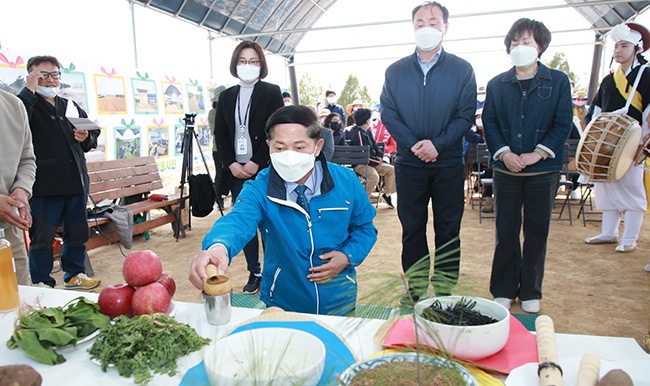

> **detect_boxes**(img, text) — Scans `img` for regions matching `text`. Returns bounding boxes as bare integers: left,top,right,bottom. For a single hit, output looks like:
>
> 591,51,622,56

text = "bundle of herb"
6,297,111,365
421,297,498,326
88,313,210,385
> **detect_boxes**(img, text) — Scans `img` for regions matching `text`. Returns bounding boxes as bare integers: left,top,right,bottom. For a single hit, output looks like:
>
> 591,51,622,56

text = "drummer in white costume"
585,21,650,253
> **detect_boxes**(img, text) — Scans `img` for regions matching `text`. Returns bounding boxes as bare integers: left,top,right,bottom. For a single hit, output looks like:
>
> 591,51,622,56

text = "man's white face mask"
509,45,539,67
270,149,316,182
36,86,60,99
414,27,443,52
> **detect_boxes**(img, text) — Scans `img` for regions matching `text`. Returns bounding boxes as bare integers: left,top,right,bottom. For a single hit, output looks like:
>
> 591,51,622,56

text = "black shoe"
381,194,394,209
243,273,261,294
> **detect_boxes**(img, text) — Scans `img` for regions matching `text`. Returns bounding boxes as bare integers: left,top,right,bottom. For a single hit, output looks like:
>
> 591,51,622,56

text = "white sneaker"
493,297,513,310
615,242,637,253
521,299,540,313
585,235,618,244
644,264,650,272
569,190,580,200
32,282,53,288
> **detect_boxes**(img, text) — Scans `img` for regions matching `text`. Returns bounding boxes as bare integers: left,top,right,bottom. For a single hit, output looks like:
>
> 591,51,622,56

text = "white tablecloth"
1,286,648,385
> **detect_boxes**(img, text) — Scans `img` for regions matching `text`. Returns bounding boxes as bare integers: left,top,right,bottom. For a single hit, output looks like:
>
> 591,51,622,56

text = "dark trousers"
29,195,89,286
490,170,559,301
230,177,261,275
395,163,465,295
212,151,230,198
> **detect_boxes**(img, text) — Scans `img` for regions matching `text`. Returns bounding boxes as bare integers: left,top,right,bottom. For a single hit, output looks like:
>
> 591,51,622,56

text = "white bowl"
338,352,478,385
413,296,510,360
204,327,326,386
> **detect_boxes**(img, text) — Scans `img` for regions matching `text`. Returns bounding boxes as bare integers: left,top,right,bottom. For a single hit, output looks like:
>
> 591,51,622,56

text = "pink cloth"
382,315,538,374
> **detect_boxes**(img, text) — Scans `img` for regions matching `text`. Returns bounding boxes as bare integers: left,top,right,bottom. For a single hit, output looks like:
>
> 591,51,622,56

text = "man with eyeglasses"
17,55,101,290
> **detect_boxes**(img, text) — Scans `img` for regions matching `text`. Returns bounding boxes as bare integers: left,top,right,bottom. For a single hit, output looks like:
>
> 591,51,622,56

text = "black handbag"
188,174,216,217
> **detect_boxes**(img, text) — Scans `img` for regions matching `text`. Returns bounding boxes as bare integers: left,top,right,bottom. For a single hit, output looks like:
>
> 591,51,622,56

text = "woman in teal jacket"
193,106,377,316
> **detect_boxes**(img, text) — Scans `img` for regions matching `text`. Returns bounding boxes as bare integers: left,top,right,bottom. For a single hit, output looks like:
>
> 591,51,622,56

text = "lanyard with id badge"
237,92,253,155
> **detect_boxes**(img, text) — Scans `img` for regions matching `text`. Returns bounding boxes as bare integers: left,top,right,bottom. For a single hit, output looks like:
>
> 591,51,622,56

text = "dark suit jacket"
214,81,283,172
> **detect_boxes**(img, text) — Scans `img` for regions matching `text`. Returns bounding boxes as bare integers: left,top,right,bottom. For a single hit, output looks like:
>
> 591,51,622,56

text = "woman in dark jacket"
214,41,284,294
482,18,572,314
323,113,346,146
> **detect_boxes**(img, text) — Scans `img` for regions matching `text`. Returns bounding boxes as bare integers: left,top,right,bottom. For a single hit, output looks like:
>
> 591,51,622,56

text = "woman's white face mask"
237,64,260,82
509,45,539,67
270,149,316,182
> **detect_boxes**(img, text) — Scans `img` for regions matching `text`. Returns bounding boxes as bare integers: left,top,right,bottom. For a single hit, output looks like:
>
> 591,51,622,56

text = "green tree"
298,73,324,106
545,52,577,84
339,74,375,109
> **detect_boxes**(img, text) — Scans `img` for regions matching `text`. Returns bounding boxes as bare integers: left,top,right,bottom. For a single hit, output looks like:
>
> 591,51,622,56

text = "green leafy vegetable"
6,297,110,365
88,313,211,385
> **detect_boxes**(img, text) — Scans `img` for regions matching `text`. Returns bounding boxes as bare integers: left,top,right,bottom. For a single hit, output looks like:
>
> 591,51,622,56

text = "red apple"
131,282,171,315
158,273,176,298
123,250,163,287
98,283,135,319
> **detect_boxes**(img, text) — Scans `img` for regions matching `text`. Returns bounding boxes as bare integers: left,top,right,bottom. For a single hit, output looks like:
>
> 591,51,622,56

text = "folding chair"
373,142,386,207
331,145,370,188
471,143,494,223
554,142,574,225
465,143,478,205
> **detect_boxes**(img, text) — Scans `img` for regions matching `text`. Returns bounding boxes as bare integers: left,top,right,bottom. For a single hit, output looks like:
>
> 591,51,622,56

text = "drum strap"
614,64,648,113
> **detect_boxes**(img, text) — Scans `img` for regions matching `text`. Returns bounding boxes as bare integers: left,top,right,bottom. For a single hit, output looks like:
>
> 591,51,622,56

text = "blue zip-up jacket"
202,155,377,316
379,49,476,167
482,62,573,172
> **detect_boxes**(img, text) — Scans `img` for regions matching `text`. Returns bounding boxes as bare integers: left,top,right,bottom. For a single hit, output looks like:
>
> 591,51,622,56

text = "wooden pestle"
536,315,563,386
203,264,232,296
576,353,600,386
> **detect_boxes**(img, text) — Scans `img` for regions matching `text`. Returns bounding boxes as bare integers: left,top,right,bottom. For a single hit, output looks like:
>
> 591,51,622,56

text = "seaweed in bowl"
421,297,498,326
414,296,510,360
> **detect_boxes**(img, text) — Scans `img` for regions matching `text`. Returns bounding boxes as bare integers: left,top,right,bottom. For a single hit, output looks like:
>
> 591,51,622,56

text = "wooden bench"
85,156,189,250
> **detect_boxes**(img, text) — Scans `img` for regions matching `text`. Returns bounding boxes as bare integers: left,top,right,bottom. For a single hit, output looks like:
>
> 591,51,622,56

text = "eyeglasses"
40,71,62,80
237,58,261,66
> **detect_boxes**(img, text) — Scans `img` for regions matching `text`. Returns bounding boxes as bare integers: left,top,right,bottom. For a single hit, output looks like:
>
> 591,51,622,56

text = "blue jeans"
395,163,465,295
490,170,559,301
29,195,89,286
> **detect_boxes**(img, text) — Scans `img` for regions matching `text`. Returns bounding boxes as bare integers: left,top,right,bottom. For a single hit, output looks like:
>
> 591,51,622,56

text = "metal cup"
202,290,232,325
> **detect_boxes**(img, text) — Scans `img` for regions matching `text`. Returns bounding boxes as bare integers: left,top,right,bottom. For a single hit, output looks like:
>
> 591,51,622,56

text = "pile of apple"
97,250,176,319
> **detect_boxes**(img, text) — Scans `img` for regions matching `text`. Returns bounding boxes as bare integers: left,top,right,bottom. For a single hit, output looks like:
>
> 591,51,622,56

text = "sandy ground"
50,171,650,349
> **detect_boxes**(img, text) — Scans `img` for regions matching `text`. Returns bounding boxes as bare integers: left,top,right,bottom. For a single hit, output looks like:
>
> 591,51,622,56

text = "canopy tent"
131,0,336,57
132,0,650,99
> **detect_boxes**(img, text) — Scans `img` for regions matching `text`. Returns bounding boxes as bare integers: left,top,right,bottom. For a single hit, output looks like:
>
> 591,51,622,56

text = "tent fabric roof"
133,0,336,57
134,0,650,56
569,0,650,36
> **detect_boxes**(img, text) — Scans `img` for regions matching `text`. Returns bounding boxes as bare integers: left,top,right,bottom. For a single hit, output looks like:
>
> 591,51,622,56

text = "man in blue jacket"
380,2,476,303
189,106,377,316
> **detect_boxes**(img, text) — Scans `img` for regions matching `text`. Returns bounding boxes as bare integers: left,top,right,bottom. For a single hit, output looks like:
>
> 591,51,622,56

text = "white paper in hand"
66,98,80,118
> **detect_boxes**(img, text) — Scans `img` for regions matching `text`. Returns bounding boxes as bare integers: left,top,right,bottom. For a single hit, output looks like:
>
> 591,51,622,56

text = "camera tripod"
178,113,224,230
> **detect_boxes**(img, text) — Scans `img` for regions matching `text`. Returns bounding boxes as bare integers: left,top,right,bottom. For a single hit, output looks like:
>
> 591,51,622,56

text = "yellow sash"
614,67,644,113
